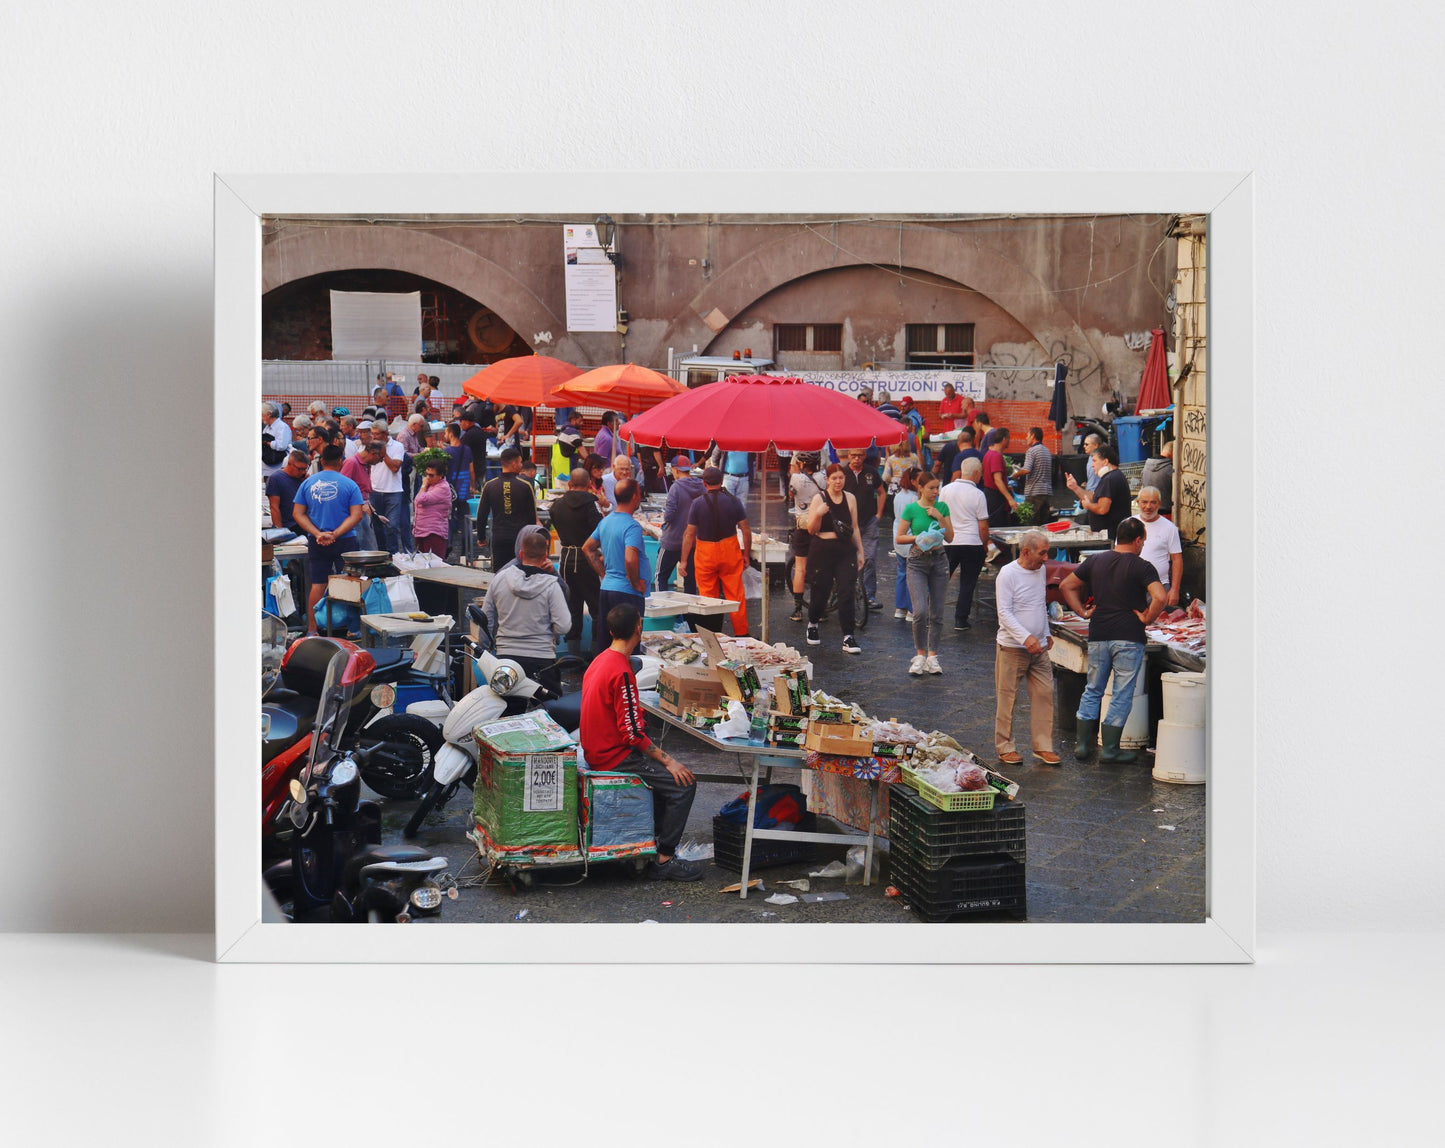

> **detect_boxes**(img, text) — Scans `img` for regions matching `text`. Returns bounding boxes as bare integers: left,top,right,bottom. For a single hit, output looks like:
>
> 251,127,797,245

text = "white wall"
3,1,1437,933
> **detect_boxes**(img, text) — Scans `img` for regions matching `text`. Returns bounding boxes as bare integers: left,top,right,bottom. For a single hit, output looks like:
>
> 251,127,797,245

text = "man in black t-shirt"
1066,444,1132,538
843,448,886,609
457,405,496,497
1058,517,1165,763
475,447,537,566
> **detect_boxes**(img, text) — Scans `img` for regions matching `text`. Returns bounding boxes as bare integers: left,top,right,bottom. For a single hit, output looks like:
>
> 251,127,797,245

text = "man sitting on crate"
579,602,704,882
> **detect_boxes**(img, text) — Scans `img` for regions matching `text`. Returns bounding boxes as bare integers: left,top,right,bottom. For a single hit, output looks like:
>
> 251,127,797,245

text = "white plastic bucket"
1152,720,1206,784
1161,671,1207,727
1101,667,1149,749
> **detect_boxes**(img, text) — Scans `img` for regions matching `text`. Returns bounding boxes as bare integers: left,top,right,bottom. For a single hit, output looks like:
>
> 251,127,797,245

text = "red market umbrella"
623,374,905,642
461,353,583,408
547,362,686,416
621,374,906,451
1135,328,1171,413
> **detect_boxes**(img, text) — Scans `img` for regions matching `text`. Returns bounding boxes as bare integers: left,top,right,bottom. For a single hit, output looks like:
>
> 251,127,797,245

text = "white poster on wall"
329,290,423,360
563,224,617,332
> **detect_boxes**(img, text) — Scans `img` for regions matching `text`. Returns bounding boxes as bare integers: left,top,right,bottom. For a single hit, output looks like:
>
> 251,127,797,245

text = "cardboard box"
327,574,366,604
692,626,727,666
771,669,811,716
715,660,761,705
804,720,875,758
471,712,580,858
766,711,809,732
657,663,724,716
766,730,807,749
682,707,726,731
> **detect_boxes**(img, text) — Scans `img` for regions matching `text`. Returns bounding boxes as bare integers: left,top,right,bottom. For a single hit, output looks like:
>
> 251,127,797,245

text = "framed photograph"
217,172,1253,963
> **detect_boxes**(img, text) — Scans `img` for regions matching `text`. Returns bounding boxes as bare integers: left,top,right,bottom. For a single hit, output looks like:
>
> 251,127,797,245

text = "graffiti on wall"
985,338,1107,401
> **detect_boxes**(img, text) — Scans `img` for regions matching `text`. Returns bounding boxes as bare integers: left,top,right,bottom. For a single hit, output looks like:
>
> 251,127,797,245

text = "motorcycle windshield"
300,649,349,787
261,612,288,699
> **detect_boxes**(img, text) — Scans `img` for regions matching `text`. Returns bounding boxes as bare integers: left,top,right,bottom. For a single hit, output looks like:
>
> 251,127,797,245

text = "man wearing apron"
680,466,752,637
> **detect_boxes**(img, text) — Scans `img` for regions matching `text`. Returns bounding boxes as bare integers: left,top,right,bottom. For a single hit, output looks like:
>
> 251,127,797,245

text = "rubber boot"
1098,724,1138,764
1073,718,1099,762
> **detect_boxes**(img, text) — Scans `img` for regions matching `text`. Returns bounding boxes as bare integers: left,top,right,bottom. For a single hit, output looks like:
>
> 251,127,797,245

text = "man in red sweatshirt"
579,602,704,881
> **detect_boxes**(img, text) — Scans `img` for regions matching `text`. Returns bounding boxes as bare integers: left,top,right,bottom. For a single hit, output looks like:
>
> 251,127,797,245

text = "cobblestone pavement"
383,497,1205,927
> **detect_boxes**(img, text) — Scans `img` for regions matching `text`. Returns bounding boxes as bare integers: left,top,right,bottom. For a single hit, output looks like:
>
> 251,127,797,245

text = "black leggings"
808,536,857,633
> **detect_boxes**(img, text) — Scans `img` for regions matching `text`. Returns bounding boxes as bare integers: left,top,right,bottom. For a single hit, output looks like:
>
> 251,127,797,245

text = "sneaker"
806,623,821,646
646,857,704,882
894,608,907,620
788,607,805,622
867,600,884,611
924,655,943,674
954,620,971,631
905,612,915,624
908,655,926,676
842,635,862,654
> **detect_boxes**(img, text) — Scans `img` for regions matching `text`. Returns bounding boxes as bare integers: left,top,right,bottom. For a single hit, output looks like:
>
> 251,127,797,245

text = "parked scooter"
402,640,661,839
263,640,451,922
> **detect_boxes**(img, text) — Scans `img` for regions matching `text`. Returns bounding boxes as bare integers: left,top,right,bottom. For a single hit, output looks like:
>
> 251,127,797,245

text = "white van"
672,354,776,389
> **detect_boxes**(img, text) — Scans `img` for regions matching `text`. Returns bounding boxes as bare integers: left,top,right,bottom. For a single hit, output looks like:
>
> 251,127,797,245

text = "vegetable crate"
712,813,819,873
899,763,996,812
890,851,1028,922
888,783,1027,869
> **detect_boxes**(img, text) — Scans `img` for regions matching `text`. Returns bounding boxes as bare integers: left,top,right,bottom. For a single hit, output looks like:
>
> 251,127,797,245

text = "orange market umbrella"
547,362,686,416
461,354,583,408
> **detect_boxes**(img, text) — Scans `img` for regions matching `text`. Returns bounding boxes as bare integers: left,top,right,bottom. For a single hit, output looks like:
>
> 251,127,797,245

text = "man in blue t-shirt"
582,478,652,653
292,444,364,634
265,449,309,533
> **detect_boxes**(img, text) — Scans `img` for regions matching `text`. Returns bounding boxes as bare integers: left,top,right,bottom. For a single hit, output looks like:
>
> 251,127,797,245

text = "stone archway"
262,226,593,365
655,223,1100,374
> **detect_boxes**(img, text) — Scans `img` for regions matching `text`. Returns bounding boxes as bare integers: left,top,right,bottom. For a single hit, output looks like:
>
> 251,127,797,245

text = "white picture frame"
216,171,1253,964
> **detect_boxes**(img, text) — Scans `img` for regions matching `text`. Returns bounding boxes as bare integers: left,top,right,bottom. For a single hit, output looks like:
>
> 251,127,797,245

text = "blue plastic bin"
1114,416,1147,464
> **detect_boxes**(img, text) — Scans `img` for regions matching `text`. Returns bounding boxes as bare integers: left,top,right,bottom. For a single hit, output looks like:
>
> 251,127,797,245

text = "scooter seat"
366,647,415,682
542,692,582,733
342,845,438,891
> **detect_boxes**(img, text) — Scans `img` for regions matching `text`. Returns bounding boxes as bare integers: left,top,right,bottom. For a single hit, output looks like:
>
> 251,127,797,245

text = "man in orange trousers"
680,465,752,637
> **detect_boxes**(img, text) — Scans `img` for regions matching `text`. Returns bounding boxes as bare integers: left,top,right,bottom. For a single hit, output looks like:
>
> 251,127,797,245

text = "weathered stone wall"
1172,216,1208,596
261,213,1176,427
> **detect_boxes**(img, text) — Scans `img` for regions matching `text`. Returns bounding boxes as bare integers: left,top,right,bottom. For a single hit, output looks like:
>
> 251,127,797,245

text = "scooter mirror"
260,712,272,739
288,801,308,829
289,779,306,804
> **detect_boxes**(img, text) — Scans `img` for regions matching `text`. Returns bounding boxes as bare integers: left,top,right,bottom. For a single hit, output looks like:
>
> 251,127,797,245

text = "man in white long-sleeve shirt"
994,529,1061,766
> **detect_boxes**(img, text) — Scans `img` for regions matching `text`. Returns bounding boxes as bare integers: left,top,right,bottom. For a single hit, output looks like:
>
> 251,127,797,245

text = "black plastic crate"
888,783,1027,868
712,813,818,873
891,851,1027,921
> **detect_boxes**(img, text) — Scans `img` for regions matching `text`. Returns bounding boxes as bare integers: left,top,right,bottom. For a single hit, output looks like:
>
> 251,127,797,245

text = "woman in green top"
894,473,953,675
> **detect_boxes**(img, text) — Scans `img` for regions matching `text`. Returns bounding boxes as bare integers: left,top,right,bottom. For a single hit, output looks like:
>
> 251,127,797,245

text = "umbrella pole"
760,447,769,644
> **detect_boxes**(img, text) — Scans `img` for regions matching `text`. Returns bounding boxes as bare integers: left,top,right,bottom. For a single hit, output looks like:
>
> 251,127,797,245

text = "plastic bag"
382,574,420,614
269,574,296,618
712,699,751,740
362,579,392,616
956,764,989,791
741,564,764,600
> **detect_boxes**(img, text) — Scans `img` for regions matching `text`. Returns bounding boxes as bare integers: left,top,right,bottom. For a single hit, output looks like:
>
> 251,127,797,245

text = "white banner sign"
329,291,423,360
563,224,617,332
791,370,986,402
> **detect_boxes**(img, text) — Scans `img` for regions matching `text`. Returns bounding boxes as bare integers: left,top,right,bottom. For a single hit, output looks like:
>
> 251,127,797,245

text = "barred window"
905,323,974,368
775,323,842,353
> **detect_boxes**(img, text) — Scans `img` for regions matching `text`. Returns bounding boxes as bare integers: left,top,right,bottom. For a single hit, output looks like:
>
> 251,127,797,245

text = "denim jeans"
858,516,879,601
370,490,404,553
894,552,912,611
905,548,949,652
354,512,377,551
722,472,749,505
946,545,987,625
1078,640,1145,726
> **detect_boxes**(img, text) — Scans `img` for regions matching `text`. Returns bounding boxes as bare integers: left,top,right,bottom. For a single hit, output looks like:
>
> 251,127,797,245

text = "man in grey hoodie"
482,530,572,690
655,455,705,595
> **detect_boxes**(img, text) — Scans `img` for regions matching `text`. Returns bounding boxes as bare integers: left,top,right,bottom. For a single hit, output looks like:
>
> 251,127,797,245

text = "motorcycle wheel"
358,713,443,799
402,777,459,839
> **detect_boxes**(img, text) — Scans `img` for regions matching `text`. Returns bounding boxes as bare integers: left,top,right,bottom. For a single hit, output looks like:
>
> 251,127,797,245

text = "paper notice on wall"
563,224,618,332
329,291,423,360
523,754,563,812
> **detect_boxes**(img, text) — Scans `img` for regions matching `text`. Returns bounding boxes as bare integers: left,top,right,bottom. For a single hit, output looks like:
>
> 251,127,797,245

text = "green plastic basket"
900,764,996,812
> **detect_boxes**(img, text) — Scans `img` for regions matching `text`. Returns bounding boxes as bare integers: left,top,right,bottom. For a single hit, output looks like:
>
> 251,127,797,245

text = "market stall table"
408,563,493,625
637,690,881,899
990,524,1112,562
358,612,456,650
